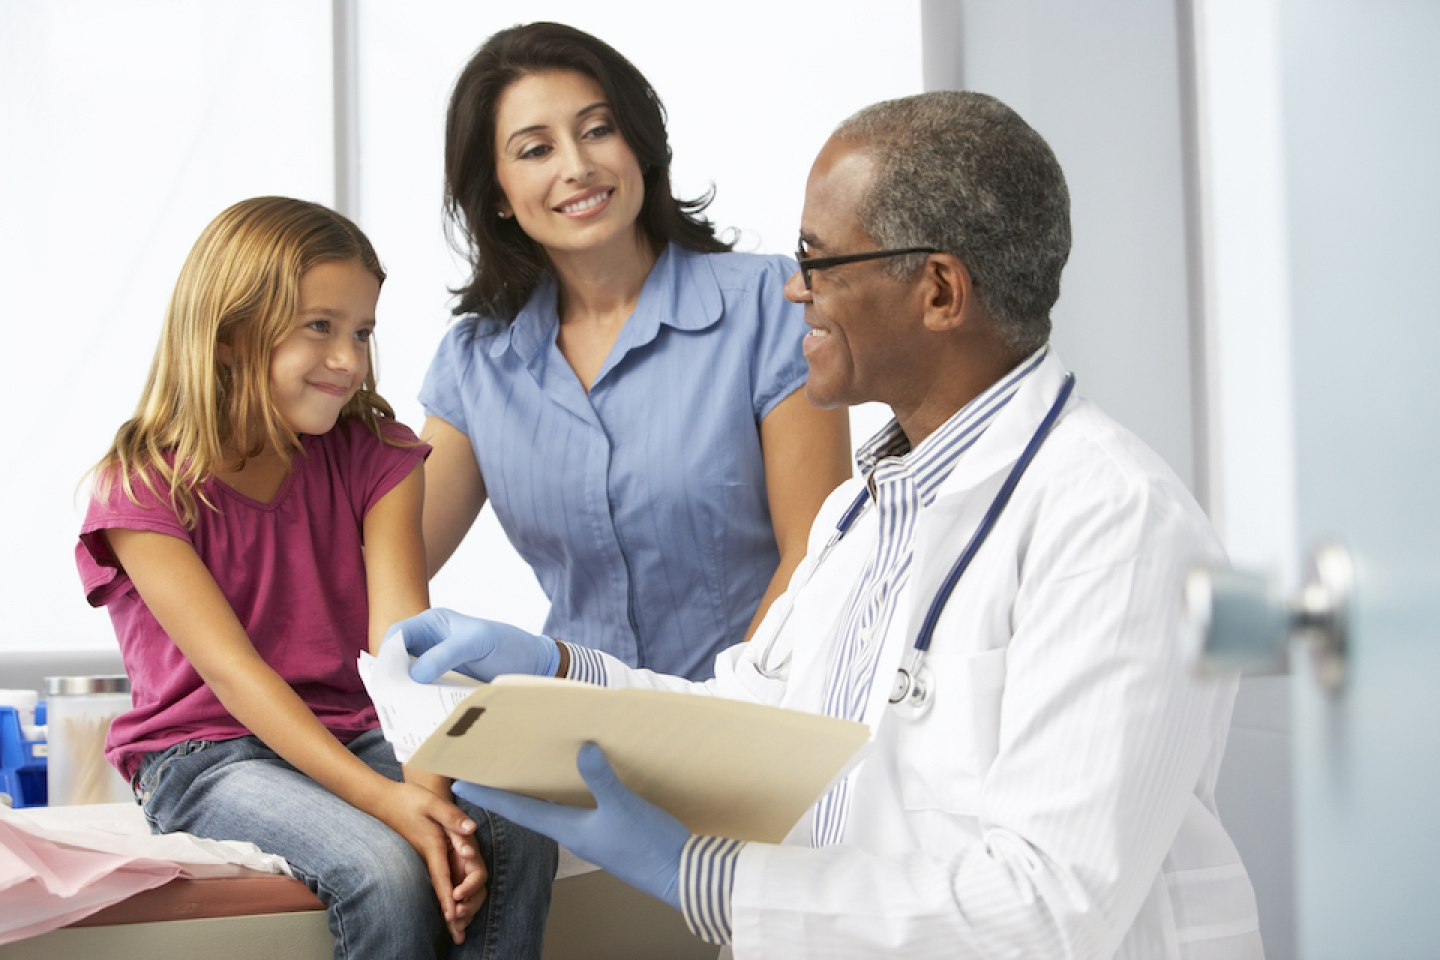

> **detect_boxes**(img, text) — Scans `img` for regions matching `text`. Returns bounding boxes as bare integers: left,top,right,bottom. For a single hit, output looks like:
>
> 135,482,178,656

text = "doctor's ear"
920,254,975,333
216,341,235,366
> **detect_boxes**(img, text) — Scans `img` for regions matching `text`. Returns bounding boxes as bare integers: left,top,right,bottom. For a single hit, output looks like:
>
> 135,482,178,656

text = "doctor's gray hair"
834,90,1071,353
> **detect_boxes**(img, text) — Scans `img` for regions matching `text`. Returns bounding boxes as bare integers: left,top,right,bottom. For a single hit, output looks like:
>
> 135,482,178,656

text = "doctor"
391,90,1263,959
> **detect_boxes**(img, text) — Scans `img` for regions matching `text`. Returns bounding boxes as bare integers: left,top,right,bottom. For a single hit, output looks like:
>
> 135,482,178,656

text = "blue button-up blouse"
419,245,809,680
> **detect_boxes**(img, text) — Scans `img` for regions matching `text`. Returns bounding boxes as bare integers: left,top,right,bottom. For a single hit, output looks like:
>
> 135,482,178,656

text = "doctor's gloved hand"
453,743,689,911
385,608,560,684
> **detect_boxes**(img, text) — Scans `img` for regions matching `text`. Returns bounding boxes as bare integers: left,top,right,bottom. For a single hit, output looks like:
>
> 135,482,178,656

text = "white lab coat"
602,352,1263,960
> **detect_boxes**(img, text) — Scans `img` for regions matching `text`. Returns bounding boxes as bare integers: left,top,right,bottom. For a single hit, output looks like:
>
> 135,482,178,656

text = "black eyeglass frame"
794,241,941,290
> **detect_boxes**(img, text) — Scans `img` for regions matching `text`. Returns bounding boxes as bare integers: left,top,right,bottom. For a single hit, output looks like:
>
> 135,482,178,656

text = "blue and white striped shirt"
673,347,1049,943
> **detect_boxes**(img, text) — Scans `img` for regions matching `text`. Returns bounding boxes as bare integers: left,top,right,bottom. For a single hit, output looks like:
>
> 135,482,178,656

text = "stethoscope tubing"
911,371,1075,654
829,372,1075,661
755,371,1076,711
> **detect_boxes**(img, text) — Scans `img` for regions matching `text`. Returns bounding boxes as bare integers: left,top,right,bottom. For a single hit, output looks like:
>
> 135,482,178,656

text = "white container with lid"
45,675,133,805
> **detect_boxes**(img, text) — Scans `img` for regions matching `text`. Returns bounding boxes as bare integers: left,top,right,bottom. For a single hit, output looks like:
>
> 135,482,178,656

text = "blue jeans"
135,730,556,960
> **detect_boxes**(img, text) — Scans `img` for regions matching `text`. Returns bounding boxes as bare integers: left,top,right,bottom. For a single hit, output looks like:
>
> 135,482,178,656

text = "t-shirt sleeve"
418,317,480,436
76,470,191,608
748,255,810,421
343,419,432,519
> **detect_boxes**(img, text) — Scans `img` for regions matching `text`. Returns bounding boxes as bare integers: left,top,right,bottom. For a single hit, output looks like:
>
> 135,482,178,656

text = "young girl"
75,197,555,959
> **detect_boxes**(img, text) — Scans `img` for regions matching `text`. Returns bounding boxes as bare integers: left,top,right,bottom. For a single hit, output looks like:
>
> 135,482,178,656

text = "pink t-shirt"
77,418,429,781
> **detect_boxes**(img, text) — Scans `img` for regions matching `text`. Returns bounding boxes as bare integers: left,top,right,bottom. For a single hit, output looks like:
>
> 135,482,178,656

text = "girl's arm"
105,464,477,941
419,416,487,578
363,461,431,654
362,461,486,943
743,388,852,641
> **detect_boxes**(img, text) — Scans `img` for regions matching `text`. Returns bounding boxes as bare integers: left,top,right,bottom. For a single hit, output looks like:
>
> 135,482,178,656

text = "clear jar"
44,675,132,805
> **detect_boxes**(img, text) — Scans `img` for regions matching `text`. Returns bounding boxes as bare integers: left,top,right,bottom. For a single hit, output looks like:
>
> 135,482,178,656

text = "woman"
420,22,851,681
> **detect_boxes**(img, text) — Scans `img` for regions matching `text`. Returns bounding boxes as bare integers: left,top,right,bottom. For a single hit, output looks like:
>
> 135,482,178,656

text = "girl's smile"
305,379,351,397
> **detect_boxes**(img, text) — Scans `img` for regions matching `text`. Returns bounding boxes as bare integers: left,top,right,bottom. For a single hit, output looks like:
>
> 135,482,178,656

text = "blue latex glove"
453,743,690,910
386,608,560,684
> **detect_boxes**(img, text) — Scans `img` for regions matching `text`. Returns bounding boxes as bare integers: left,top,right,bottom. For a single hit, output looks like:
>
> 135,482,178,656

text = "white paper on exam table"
358,637,871,843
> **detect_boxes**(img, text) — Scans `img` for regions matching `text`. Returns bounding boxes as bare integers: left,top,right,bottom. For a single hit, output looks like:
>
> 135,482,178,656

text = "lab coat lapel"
782,513,877,717
904,351,1073,650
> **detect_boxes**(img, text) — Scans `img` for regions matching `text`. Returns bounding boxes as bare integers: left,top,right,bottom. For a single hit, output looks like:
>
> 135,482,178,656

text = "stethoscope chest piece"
888,654,935,720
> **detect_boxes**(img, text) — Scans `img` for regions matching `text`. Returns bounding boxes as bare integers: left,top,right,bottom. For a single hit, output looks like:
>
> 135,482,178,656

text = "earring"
498,210,510,219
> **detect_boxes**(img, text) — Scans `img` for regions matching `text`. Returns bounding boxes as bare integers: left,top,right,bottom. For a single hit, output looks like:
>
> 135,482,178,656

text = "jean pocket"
135,739,212,809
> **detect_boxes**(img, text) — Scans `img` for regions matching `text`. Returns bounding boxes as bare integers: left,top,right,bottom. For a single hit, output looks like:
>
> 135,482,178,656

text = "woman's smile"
556,187,614,218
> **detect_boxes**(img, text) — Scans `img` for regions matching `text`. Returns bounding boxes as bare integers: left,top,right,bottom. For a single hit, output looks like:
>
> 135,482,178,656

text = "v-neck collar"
207,440,308,511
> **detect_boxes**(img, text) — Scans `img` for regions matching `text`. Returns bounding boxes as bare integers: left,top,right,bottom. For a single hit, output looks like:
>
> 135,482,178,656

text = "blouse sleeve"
418,316,481,435
747,255,810,422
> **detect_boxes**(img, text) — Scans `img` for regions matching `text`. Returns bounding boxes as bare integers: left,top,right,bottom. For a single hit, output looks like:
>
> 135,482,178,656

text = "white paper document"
357,638,479,762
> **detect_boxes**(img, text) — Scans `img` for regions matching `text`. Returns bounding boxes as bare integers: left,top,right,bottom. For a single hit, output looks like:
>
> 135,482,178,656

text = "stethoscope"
756,373,1076,721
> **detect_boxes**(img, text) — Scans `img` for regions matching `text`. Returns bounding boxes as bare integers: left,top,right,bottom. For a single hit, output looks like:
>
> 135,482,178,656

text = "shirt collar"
487,244,723,366
488,278,559,364
856,346,1049,506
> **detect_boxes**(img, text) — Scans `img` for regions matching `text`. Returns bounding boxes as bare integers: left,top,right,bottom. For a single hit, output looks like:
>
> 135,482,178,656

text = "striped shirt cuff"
561,642,609,685
678,835,745,945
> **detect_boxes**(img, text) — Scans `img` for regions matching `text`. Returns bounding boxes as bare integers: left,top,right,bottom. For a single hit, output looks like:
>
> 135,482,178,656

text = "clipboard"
407,675,871,844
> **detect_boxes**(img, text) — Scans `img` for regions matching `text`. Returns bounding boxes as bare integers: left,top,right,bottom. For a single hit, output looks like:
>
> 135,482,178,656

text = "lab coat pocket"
965,646,1008,769
895,646,1008,815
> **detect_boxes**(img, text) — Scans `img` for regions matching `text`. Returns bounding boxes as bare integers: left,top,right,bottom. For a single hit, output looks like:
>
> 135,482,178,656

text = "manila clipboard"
407,675,871,844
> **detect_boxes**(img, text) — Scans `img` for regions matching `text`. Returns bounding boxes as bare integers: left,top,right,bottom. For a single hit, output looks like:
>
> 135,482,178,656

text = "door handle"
1183,543,1353,695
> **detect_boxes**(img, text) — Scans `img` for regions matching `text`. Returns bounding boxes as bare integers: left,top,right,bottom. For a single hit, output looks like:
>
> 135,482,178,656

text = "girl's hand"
374,779,484,938
411,769,489,943
446,832,488,943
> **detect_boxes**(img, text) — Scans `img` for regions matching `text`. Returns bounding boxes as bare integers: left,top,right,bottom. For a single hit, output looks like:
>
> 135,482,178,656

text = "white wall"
923,0,1203,495
1193,0,1299,586
0,0,335,656
1191,4,1298,956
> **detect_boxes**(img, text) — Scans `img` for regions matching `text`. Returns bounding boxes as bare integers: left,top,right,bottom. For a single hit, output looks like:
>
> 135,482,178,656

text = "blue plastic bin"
0,703,47,807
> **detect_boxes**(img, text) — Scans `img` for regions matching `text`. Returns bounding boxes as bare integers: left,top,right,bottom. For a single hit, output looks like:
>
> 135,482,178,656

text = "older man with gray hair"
393,90,1264,959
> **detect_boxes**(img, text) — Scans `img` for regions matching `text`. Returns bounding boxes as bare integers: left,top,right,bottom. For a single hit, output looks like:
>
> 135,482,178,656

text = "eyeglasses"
794,239,940,290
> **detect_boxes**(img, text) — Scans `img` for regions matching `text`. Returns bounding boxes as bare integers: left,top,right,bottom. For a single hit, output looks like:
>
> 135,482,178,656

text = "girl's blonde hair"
95,196,396,527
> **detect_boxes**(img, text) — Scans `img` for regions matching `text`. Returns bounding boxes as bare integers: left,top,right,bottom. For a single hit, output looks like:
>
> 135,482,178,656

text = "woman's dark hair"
445,22,732,320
